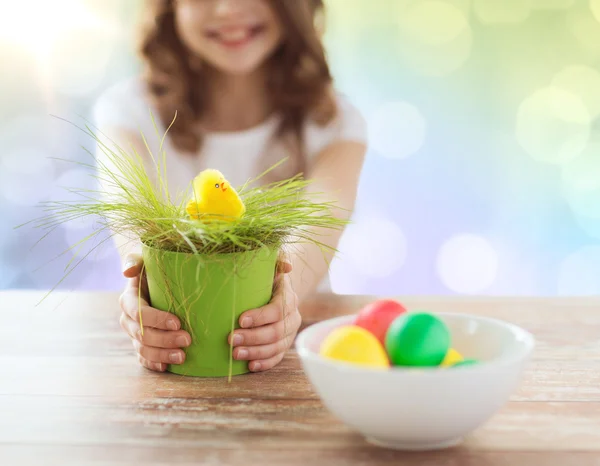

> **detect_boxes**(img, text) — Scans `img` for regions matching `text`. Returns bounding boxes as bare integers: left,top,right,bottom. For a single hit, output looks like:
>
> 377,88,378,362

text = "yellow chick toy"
185,169,245,221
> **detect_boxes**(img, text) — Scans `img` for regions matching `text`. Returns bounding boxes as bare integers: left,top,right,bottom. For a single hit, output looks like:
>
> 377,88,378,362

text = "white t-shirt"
93,76,367,203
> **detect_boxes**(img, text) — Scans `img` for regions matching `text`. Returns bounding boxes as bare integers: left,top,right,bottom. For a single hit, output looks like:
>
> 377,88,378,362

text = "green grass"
20,117,348,268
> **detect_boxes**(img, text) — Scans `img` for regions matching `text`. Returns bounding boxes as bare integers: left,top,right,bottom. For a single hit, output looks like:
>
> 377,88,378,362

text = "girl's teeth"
220,29,248,42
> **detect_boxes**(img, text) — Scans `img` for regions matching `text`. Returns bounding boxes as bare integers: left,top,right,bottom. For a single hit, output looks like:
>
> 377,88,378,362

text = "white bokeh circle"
397,1,472,76
557,246,600,295
552,65,600,118
328,259,368,295
330,215,408,281
516,86,591,165
474,0,530,24
436,234,499,294
368,101,427,159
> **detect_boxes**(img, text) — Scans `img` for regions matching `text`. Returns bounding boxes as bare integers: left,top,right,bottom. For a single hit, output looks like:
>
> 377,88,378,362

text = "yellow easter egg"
441,347,464,367
320,325,389,369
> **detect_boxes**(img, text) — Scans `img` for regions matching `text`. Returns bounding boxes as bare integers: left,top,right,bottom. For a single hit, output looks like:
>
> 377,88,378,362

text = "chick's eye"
215,183,219,188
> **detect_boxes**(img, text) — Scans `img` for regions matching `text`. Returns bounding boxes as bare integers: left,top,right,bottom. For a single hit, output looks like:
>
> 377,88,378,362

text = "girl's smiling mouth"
205,24,266,49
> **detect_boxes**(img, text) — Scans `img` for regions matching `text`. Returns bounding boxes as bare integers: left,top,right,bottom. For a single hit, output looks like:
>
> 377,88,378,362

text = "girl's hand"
228,260,301,372
119,253,191,372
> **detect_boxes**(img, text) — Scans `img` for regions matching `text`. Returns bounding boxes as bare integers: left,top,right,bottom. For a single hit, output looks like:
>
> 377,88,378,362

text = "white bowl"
296,313,534,451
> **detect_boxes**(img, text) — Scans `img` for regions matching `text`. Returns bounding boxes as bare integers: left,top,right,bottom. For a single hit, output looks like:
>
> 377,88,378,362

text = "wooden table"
1,291,599,465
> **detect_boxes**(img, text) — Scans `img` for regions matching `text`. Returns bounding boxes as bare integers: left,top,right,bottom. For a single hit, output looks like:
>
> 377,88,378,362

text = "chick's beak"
221,181,227,192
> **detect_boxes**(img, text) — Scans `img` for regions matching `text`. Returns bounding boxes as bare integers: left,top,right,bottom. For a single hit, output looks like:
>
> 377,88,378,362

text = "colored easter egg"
320,325,389,369
385,312,450,366
441,348,464,367
452,359,478,368
353,299,407,345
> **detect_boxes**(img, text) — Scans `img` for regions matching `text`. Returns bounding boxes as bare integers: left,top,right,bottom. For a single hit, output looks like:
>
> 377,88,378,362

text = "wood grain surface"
1,290,599,466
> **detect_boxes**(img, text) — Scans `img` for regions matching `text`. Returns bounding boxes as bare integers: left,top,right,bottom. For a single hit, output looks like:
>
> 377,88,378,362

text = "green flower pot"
142,243,278,377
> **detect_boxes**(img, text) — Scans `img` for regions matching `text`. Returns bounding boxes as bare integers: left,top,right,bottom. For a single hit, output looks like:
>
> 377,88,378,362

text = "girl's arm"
287,139,367,303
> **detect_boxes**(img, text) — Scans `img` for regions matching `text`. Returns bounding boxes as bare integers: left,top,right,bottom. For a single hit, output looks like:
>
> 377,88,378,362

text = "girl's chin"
205,56,268,77
194,38,278,76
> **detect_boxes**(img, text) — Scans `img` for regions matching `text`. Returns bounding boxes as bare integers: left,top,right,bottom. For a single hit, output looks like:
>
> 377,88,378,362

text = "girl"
94,0,367,373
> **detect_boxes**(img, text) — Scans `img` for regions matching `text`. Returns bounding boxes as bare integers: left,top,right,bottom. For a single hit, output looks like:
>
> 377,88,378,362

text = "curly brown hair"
137,0,337,179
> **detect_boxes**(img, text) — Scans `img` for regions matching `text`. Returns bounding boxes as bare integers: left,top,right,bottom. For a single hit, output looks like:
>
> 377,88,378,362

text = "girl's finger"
121,313,191,349
233,338,288,361
133,340,186,365
272,272,287,293
122,253,144,278
238,301,283,329
231,308,300,347
120,290,180,331
137,354,167,372
276,249,292,273
276,259,292,274
249,352,285,372
239,279,298,328
230,320,283,346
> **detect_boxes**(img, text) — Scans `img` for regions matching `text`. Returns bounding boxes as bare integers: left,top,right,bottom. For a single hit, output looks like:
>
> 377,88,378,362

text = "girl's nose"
214,0,245,18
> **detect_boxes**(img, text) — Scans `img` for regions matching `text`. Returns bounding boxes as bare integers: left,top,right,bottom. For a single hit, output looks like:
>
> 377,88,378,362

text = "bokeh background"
1,0,600,296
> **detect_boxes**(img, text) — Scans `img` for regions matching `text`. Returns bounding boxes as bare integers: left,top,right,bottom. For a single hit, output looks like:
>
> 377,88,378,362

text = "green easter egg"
384,312,450,366
452,359,478,368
